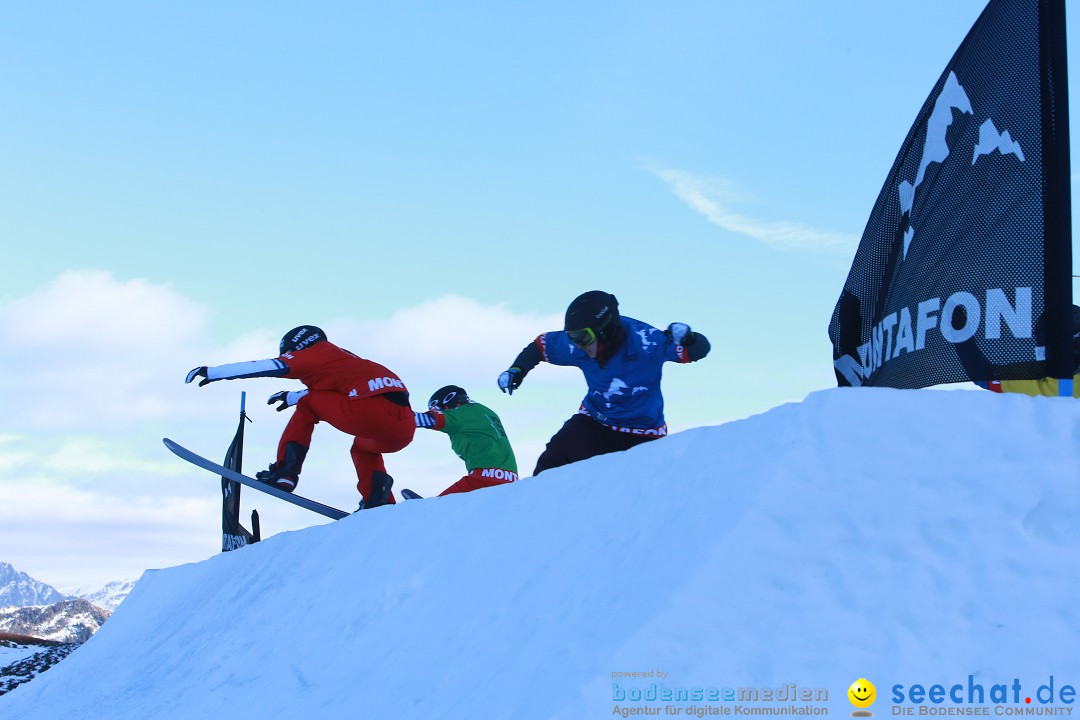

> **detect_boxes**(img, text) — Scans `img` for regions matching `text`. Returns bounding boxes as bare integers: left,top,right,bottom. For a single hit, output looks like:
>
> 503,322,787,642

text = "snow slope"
1,388,1078,719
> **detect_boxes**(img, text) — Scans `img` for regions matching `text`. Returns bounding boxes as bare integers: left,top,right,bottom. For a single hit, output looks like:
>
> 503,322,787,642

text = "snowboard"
401,489,423,500
163,438,350,520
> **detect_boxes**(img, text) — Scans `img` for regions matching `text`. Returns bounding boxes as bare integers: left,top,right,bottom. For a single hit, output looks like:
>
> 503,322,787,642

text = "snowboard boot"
356,470,394,511
255,442,308,493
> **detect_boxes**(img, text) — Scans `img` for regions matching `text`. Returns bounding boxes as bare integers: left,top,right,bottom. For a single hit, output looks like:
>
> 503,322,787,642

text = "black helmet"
564,291,620,347
429,385,469,411
280,326,326,354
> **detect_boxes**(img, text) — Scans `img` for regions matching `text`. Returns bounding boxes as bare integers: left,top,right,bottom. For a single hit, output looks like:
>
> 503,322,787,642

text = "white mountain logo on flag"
897,71,1025,260
973,118,1026,163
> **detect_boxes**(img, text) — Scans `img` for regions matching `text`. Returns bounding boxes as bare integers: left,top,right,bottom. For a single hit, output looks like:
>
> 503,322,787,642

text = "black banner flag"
222,393,258,551
829,0,1071,390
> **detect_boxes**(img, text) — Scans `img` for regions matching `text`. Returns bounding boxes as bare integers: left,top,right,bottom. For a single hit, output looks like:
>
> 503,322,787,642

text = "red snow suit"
277,342,415,502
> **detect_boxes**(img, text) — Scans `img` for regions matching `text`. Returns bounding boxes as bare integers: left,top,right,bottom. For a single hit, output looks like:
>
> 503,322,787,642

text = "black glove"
498,367,524,395
185,367,214,387
267,389,308,411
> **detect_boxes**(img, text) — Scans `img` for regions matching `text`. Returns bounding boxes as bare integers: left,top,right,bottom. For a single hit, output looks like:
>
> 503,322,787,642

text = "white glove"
498,368,524,395
667,323,691,345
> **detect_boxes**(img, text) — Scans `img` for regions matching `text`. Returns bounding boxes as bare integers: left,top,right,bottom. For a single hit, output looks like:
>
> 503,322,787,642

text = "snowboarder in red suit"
186,326,414,509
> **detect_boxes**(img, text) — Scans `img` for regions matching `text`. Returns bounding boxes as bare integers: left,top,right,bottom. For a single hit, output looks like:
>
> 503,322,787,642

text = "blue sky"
1,0,1074,587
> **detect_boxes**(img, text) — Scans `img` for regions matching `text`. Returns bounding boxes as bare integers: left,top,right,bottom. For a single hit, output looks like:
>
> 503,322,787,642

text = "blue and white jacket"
526,316,708,434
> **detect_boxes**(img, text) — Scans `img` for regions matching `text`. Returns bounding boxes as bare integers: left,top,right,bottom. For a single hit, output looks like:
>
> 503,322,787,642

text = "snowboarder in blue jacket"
497,290,710,474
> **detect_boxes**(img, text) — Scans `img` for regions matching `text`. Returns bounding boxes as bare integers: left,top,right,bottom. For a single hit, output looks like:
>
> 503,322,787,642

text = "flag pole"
220,392,257,551
1039,0,1073,395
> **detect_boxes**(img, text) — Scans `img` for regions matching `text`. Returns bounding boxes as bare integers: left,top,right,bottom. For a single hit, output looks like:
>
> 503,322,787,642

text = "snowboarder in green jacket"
415,385,519,495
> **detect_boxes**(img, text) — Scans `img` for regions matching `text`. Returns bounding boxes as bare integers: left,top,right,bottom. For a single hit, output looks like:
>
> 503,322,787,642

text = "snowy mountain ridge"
0,388,1077,719
0,600,110,644
0,563,68,609
0,597,111,697
0,562,136,613
74,578,139,613
0,565,120,696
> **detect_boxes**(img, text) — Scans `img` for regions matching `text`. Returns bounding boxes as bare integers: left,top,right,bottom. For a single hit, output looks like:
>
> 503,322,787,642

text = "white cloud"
40,436,190,477
328,295,566,397
653,168,857,252
0,270,214,430
6,270,206,349
0,480,220,589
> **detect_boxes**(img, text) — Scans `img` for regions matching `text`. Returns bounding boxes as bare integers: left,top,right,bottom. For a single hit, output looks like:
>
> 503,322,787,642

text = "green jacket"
432,402,517,474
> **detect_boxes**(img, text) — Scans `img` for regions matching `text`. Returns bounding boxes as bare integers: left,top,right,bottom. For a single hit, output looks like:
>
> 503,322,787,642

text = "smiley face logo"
848,678,876,709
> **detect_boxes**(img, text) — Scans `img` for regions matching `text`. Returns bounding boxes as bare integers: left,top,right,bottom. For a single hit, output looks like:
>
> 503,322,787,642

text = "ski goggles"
567,327,598,348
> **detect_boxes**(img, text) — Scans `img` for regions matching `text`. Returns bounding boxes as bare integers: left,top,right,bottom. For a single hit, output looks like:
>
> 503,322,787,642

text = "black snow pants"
532,413,659,475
